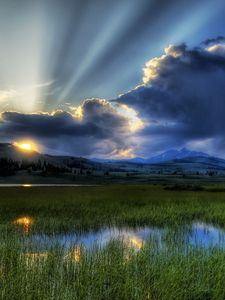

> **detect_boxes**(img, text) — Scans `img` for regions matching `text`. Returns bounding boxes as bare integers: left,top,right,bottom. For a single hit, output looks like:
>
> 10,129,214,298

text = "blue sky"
1,0,225,158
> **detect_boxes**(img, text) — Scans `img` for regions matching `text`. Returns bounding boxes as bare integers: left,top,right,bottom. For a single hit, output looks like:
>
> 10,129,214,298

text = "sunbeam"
0,1,49,112
58,0,149,102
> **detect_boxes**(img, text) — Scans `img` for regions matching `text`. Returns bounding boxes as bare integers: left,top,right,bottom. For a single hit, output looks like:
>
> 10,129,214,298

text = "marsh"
0,185,225,299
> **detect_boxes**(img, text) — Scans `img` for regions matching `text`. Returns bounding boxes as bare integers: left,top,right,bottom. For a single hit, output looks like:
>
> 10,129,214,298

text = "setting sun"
19,143,31,151
14,141,37,152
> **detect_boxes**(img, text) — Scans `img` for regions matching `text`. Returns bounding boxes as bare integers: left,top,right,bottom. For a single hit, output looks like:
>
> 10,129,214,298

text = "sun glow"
117,104,144,132
19,143,32,151
115,148,135,159
14,141,38,152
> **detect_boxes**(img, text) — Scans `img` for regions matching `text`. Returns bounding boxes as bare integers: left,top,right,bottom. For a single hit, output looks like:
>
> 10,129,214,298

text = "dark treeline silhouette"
0,158,104,177
0,158,19,176
0,158,69,176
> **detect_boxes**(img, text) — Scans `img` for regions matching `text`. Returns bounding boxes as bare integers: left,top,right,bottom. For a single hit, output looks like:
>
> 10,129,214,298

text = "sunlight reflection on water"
29,227,157,251
0,184,96,187
14,216,33,233
22,184,32,187
26,222,225,252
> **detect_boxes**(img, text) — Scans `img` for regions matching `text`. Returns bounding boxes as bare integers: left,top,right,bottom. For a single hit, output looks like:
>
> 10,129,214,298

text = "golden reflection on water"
71,246,81,262
127,236,144,250
14,216,33,233
63,246,82,263
123,235,144,263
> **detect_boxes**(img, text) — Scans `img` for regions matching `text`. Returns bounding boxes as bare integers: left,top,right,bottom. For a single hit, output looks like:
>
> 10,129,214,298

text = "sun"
19,143,32,151
14,141,36,152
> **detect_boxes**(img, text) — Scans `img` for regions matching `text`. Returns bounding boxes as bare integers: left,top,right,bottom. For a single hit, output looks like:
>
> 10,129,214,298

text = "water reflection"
190,222,225,247
29,227,157,251
127,236,144,249
18,222,225,255
14,216,33,233
69,246,82,262
0,184,97,187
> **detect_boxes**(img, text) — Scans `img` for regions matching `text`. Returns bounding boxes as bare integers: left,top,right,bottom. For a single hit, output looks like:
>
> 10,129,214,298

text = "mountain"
93,153,225,175
149,155,225,174
94,148,210,165
1,143,225,181
131,148,209,164
90,148,225,175
1,143,218,170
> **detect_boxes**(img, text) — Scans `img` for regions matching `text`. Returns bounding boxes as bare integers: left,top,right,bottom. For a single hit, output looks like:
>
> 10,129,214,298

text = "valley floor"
1,170,225,185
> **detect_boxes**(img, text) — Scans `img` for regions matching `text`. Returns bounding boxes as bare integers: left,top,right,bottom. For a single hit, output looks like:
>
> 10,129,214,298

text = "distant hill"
1,143,225,177
92,148,225,174
0,143,101,170
123,148,210,164
0,143,42,161
149,156,225,174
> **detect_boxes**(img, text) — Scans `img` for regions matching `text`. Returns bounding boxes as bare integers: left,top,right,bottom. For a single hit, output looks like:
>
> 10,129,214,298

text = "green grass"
1,185,225,299
1,233,225,300
1,184,225,231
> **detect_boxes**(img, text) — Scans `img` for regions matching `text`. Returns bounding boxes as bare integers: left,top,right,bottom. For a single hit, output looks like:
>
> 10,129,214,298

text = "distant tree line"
0,158,19,176
0,158,112,177
0,158,69,176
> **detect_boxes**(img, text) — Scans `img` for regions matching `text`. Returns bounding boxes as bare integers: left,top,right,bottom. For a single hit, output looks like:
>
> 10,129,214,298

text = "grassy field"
1,184,225,231
1,184,225,299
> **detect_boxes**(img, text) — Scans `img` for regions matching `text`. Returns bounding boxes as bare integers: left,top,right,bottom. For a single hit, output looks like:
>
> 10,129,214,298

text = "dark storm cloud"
0,99,133,157
202,36,225,45
1,111,98,137
115,41,225,156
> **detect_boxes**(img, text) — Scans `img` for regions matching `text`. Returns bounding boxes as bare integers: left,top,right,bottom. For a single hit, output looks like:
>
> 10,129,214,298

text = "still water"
23,222,225,252
0,184,95,187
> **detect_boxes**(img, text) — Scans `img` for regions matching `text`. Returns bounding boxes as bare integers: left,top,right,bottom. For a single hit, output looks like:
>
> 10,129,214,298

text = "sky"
1,0,225,158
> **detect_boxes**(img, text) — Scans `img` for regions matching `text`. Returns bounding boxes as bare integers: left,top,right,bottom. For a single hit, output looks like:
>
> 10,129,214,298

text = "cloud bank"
1,38,225,158
116,39,225,157
0,99,137,157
